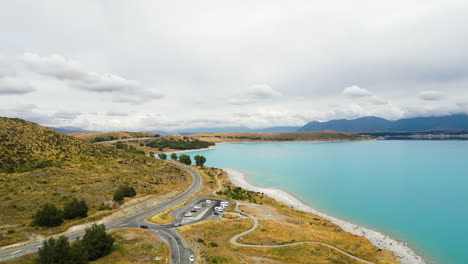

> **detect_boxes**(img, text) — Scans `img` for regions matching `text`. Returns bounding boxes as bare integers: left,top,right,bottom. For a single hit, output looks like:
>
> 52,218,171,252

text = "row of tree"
154,152,207,167
32,198,89,227
37,224,114,264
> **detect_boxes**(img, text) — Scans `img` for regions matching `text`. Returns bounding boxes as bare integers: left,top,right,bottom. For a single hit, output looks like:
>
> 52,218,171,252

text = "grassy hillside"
0,117,190,246
192,131,373,142
70,131,157,142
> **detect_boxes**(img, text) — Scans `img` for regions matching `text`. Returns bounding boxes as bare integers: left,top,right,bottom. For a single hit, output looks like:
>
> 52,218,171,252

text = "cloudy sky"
1,0,468,131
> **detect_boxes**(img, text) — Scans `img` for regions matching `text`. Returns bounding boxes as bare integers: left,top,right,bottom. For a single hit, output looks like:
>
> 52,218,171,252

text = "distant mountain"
175,126,301,135
48,126,98,134
298,114,468,133
253,126,302,133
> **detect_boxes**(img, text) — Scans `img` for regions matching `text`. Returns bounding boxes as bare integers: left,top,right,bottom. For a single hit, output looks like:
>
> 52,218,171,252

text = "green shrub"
82,224,115,261
37,236,88,264
63,198,88,220
113,185,136,201
32,203,63,227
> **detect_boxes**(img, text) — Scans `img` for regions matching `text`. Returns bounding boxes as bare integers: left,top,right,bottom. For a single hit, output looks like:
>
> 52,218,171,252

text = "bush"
170,153,177,160
32,203,63,227
158,153,167,160
63,198,88,220
37,236,88,264
113,185,136,201
82,224,115,261
179,154,191,165
7,229,15,234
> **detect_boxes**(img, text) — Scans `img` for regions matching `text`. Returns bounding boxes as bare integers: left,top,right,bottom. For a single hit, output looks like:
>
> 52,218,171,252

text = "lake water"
181,140,468,264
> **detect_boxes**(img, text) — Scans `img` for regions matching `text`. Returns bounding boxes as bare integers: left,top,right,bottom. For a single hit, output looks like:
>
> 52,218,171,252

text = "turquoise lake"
181,140,468,264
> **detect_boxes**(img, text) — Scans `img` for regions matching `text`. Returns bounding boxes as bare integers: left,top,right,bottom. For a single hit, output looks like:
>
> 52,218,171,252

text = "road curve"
230,202,375,264
0,160,202,263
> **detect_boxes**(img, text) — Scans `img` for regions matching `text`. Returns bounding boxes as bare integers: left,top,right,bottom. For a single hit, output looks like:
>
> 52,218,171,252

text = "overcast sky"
1,0,468,131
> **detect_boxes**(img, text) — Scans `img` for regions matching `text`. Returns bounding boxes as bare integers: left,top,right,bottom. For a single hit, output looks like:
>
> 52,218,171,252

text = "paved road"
0,161,205,264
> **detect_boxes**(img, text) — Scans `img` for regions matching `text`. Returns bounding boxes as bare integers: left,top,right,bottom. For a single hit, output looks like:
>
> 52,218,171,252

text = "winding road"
0,161,203,264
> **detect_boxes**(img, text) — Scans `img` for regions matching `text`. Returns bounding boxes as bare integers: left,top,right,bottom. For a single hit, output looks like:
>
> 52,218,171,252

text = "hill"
298,114,468,133
174,126,301,134
48,126,98,134
0,117,190,246
191,131,373,142
70,131,157,142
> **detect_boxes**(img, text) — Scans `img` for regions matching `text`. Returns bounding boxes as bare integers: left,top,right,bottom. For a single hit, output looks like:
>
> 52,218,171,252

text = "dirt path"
229,202,376,264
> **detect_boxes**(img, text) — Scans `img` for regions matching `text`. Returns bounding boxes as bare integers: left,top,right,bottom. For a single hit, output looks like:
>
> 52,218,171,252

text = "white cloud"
21,53,164,103
0,77,36,95
0,58,16,77
342,85,373,98
229,84,282,105
419,90,445,101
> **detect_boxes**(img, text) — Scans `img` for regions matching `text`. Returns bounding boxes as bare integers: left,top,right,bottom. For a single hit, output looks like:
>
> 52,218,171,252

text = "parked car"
139,225,148,229
189,254,195,261
174,222,180,227
206,199,212,204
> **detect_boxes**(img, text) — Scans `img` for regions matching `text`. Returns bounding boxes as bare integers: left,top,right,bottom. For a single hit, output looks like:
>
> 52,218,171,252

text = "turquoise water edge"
181,140,468,264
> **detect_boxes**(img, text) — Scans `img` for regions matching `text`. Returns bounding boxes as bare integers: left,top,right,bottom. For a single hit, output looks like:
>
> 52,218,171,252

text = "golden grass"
0,118,191,247
222,212,241,219
192,131,374,142
94,228,169,264
146,200,192,225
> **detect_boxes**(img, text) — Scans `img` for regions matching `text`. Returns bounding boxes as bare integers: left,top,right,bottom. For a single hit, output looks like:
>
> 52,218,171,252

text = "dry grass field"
0,118,190,247
192,131,374,142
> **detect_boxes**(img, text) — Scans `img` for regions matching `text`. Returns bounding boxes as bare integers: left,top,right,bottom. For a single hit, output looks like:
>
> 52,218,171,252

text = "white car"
184,212,193,217
194,205,202,209
206,199,212,204
189,254,195,261
214,206,224,212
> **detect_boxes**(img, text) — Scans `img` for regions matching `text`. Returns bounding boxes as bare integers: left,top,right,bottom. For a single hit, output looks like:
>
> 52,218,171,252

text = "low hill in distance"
175,126,301,134
299,114,468,133
48,126,99,134
96,134,215,155
70,131,158,142
191,131,373,142
0,117,190,247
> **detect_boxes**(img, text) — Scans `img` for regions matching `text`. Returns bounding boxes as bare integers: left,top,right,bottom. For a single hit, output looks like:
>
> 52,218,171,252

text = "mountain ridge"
299,114,468,133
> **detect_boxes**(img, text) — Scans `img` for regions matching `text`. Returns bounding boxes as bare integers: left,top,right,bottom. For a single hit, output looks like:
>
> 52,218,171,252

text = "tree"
113,185,137,202
32,203,63,227
170,153,178,160
63,198,88,220
37,236,88,264
194,155,207,167
179,154,191,165
149,151,155,158
115,141,126,149
158,153,167,160
82,224,115,261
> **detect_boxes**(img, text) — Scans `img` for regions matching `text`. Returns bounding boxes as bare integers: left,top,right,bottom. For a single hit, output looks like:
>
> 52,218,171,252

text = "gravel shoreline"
225,168,428,264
